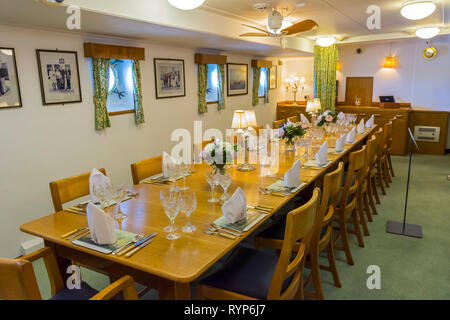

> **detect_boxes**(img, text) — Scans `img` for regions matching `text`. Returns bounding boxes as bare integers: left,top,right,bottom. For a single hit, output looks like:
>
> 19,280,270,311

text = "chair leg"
326,242,342,288
384,157,392,184
366,178,378,215
351,210,365,248
362,191,373,222
338,220,354,265
376,163,386,195
371,175,381,205
309,249,325,300
382,158,391,187
357,194,370,236
388,153,395,177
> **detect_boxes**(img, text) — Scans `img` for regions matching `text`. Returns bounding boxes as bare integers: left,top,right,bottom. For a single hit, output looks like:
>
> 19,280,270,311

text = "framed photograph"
269,65,277,89
0,47,22,108
36,49,82,105
227,63,248,96
154,58,186,99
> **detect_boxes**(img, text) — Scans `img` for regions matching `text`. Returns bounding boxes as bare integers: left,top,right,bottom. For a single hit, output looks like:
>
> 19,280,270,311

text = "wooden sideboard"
277,101,410,155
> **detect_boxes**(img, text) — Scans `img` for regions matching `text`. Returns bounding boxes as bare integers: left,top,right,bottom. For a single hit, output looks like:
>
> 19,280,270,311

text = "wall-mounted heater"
414,126,440,142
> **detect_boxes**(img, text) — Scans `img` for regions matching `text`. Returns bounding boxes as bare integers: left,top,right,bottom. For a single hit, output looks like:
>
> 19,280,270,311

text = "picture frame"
269,65,277,90
154,58,186,99
227,63,248,96
0,47,22,109
36,49,82,105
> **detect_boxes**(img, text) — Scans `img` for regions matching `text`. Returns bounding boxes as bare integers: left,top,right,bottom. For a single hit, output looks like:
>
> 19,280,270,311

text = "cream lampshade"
313,98,321,112
231,110,247,130
306,100,315,113
244,110,257,128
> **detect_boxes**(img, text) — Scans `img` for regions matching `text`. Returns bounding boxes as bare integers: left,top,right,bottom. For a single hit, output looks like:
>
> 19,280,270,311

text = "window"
206,64,219,104
258,67,268,98
106,59,135,115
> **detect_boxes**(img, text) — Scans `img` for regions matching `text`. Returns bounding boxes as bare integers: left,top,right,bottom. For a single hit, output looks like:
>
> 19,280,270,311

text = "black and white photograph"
0,47,22,108
36,49,82,105
154,58,185,99
269,65,277,89
227,63,248,96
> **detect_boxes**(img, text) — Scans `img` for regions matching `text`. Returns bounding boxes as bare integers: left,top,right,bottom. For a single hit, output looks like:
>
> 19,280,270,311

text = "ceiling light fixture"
168,0,205,10
316,37,336,47
416,26,440,39
400,1,436,20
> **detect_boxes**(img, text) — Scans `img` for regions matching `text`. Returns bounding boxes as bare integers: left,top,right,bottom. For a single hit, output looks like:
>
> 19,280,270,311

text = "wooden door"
345,77,374,106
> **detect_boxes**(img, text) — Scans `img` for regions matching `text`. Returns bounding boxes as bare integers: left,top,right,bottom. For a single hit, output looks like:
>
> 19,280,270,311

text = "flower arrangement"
316,110,338,127
279,123,306,146
201,140,237,174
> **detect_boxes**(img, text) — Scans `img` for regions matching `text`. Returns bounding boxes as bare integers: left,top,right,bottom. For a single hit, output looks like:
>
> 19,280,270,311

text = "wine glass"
218,172,232,201
111,184,128,230
179,162,191,191
205,168,219,203
300,136,311,160
93,182,112,207
160,187,181,240
180,191,197,233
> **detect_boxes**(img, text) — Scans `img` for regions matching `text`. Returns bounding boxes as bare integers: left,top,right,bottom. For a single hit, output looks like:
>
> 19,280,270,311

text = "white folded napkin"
300,113,310,125
86,202,116,245
346,127,356,144
337,112,345,120
315,141,328,167
357,119,365,134
284,159,301,188
221,187,247,224
335,134,346,153
89,168,111,203
366,115,374,128
162,151,180,178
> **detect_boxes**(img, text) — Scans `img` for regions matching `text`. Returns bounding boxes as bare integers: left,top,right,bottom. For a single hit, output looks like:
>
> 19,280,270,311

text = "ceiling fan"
239,4,318,38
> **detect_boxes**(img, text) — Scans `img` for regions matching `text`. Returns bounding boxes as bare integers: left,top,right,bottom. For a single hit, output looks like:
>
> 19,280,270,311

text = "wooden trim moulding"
109,109,135,116
194,53,227,65
84,43,145,60
251,59,272,68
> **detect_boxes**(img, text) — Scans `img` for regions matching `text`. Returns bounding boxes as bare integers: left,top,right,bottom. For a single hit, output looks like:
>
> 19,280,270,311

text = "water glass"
179,162,191,191
160,187,181,239
218,172,232,201
205,169,219,203
180,190,197,233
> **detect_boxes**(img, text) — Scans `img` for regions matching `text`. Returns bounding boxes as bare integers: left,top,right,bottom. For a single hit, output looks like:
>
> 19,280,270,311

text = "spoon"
112,234,144,256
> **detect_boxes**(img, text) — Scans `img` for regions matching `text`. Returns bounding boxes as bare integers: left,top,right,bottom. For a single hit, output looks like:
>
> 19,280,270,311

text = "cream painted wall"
0,25,281,258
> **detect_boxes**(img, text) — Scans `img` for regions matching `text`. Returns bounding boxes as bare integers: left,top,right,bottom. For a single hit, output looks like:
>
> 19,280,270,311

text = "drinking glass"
218,172,232,201
93,182,112,207
180,191,197,233
160,187,181,239
300,136,311,159
111,184,128,230
205,169,219,203
179,162,191,191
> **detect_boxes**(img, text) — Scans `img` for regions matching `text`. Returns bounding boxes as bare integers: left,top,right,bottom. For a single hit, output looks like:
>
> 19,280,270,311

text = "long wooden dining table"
20,127,375,299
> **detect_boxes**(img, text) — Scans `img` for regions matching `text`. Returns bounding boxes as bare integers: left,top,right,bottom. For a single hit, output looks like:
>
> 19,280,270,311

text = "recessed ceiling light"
168,0,205,10
416,27,440,39
401,1,436,20
316,37,336,47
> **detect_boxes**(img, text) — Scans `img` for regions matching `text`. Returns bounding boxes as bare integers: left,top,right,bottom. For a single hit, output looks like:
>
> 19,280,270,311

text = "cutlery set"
258,187,289,197
61,227,90,240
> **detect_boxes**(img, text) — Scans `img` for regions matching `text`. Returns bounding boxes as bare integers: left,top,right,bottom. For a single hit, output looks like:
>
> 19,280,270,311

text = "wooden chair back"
287,116,299,123
383,121,393,150
340,146,366,213
267,188,321,300
313,162,344,251
131,156,162,185
374,128,384,159
365,135,377,174
273,119,285,129
49,168,106,212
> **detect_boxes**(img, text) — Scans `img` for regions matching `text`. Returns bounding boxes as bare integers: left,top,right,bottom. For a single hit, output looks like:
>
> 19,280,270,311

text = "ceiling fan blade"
281,19,318,35
242,24,270,34
239,32,270,37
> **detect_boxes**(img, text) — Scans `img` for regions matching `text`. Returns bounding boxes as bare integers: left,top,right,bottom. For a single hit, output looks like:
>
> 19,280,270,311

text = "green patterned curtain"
198,64,208,114
313,44,338,111
252,67,261,106
264,67,269,103
132,60,144,125
92,58,111,130
217,64,226,110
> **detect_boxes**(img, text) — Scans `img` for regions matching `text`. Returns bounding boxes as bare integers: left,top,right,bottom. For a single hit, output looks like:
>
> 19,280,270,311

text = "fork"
210,224,242,237
113,234,144,256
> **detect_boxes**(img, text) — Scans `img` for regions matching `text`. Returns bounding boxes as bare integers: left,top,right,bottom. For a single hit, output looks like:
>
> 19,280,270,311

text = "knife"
117,232,157,256
125,238,155,258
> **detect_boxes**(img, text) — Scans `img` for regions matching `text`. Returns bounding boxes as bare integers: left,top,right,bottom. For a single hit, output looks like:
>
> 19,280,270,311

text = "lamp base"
237,162,256,172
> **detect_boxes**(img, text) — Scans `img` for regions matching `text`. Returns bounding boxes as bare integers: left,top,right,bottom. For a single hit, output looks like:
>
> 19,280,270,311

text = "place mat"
145,172,188,183
328,147,346,155
72,229,137,254
214,211,266,233
64,197,132,215
266,180,306,194
303,160,332,169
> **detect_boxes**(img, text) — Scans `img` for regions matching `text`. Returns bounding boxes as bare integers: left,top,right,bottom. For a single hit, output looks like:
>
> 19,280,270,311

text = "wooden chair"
49,168,106,212
386,117,396,178
287,116,299,123
0,247,138,300
356,135,377,237
131,156,162,185
374,126,388,195
333,146,366,265
197,188,321,300
255,163,344,300
382,121,394,186
273,119,285,129
369,129,383,208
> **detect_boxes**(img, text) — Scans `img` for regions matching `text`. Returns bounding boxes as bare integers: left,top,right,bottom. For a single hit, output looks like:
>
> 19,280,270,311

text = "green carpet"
32,154,450,300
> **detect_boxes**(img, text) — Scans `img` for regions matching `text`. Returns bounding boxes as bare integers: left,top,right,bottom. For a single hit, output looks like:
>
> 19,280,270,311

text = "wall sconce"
336,61,342,71
383,56,395,68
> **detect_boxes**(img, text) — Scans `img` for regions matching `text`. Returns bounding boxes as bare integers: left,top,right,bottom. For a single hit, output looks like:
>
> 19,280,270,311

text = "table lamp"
231,110,255,172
